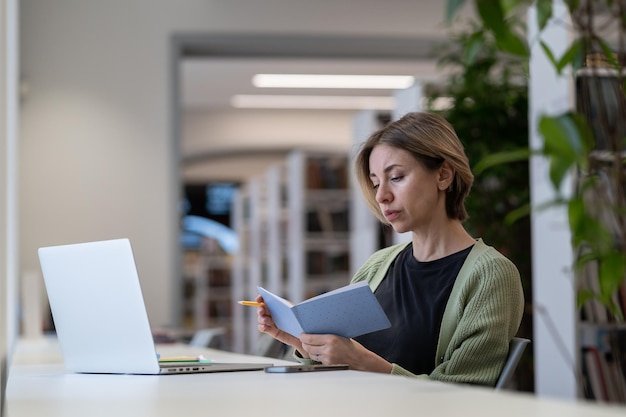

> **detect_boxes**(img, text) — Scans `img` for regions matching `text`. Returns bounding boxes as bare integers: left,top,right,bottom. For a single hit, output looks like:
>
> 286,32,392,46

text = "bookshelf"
231,177,263,354
231,150,352,354
579,322,626,403
286,150,351,303
230,185,247,353
575,155,626,403
574,60,626,403
180,183,240,349
181,238,233,349
349,110,396,276
231,164,290,354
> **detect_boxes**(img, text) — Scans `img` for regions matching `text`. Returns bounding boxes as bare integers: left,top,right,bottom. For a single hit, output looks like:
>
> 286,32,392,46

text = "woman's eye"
390,176,402,182
372,183,380,190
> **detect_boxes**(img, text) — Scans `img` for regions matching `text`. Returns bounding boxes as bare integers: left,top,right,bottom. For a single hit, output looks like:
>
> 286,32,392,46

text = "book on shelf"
580,325,626,403
257,281,391,339
583,347,609,402
609,329,626,401
583,345,626,403
305,156,348,190
306,206,350,234
306,251,349,275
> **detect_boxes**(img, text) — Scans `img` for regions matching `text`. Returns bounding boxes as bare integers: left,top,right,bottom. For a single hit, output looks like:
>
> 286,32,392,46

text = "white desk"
6,337,626,417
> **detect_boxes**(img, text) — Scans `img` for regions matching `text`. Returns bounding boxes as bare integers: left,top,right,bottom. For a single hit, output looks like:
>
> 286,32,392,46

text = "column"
528,0,577,399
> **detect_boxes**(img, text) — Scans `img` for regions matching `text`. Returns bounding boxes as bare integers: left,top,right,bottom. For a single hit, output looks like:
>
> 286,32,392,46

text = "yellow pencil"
238,300,265,307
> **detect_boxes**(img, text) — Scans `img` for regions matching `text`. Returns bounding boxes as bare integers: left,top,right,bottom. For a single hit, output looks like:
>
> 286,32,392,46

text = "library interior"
2,0,626,416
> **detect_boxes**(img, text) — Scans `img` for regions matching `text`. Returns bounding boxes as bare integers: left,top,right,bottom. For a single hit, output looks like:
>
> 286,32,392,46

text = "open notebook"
38,238,272,375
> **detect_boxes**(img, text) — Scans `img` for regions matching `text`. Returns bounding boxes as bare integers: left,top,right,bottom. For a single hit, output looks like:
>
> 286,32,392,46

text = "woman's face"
368,144,448,234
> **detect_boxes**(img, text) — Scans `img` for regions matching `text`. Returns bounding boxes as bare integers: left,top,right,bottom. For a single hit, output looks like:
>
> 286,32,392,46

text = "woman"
256,112,524,386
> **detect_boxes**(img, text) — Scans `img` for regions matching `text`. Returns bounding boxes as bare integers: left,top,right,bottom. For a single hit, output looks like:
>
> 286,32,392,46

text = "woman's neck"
409,220,475,262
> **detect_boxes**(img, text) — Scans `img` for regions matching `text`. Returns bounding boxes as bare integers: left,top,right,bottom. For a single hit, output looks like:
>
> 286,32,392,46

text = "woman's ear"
438,161,455,191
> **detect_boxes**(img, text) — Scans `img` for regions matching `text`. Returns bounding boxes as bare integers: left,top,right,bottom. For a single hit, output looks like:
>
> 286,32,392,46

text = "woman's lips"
384,210,400,221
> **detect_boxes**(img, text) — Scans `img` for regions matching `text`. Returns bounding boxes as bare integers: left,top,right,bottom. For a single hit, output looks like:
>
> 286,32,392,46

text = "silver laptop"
38,238,272,375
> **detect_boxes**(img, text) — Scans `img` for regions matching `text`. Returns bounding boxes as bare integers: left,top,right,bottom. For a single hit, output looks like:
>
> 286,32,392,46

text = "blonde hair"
354,112,474,223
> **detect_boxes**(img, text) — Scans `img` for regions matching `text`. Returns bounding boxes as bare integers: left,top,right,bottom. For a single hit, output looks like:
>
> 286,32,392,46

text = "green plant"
447,0,626,321
424,22,534,390
426,22,530,256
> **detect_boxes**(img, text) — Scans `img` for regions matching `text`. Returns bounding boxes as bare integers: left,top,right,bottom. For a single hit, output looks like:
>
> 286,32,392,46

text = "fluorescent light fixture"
231,94,395,110
252,74,415,89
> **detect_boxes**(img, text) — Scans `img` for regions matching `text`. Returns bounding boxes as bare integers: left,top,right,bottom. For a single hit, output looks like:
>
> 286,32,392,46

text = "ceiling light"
252,74,415,89
231,95,395,110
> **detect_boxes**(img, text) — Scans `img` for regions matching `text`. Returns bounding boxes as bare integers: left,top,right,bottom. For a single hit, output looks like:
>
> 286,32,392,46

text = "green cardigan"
350,239,524,386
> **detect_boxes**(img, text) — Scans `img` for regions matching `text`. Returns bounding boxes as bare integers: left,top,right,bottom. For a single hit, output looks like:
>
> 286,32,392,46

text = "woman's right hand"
255,295,307,357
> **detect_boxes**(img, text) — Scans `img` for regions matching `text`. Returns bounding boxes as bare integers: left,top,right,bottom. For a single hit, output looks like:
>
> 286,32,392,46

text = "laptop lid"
38,238,166,374
38,238,272,375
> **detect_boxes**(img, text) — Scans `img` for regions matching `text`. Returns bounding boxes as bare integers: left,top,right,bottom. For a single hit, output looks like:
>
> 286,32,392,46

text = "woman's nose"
375,183,391,203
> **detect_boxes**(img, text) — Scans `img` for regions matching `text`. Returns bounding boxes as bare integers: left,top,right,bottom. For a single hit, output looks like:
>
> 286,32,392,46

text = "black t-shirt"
353,243,472,375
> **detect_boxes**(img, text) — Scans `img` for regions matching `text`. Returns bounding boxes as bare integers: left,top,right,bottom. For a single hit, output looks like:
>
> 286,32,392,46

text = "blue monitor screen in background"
181,182,240,251
206,182,237,215
182,182,239,226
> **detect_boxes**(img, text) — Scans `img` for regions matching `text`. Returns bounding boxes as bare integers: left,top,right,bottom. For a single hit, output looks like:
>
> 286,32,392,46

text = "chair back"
495,337,530,390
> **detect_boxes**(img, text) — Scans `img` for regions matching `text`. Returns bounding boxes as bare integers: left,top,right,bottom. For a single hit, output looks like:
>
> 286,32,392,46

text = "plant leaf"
496,30,530,57
597,38,619,69
538,114,585,188
446,0,467,23
548,156,573,190
567,197,586,244
473,147,532,174
609,303,624,322
540,41,559,71
564,0,580,11
558,39,583,73
464,32,485,65
535,0,553,30
539,113,584,159
476,0,507,36
577,288,595,309
598,252,626,299
504,202,531,225
475,0,529,57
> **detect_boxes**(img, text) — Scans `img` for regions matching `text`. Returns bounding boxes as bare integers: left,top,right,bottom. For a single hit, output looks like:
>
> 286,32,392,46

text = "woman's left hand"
299,334,393,373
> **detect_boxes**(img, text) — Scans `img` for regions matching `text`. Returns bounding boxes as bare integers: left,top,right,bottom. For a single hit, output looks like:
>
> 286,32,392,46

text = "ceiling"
180,57,443,110
174,33,461,183
177,34,452,111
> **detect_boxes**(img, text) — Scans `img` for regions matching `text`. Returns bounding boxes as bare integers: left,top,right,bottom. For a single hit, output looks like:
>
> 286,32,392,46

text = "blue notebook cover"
257,281,391,338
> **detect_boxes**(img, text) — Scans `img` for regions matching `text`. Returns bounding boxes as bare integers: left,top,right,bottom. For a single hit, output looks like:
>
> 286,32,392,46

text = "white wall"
1,0,18,412
18,0,457,328
20,1,181,326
